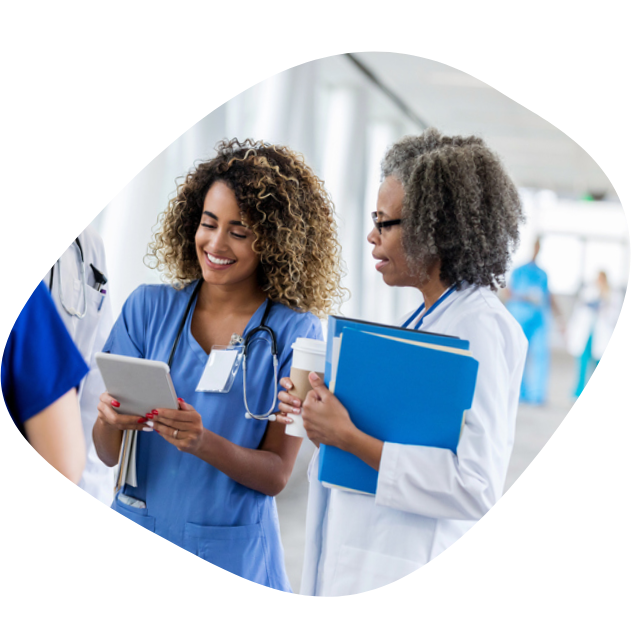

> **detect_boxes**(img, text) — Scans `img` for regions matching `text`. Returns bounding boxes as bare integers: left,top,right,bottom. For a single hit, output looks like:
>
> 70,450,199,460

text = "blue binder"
318,326,479,495
324,315,469,389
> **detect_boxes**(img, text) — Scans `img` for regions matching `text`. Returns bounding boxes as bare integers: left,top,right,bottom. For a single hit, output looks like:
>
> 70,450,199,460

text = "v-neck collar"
184,288,270,365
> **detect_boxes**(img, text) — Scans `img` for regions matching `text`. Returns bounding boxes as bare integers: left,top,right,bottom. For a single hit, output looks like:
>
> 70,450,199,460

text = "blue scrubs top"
506,261,551,330
2,282,89,437
506,261,551,404
103,282,323,591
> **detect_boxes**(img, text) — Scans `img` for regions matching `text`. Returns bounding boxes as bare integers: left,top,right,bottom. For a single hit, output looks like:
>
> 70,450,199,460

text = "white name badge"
196,345,244,393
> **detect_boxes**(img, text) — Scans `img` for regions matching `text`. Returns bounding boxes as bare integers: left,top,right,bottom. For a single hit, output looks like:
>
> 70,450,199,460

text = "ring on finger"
173,429,179,439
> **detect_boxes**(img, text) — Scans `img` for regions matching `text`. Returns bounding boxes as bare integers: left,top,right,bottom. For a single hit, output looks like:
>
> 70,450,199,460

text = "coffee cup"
285,337,326,438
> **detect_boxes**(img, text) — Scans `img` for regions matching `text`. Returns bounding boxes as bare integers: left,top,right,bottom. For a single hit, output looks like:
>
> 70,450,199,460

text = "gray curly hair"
381,128,524,290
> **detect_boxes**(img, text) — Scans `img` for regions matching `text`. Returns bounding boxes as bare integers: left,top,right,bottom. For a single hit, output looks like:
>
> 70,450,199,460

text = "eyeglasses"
371,211,402,235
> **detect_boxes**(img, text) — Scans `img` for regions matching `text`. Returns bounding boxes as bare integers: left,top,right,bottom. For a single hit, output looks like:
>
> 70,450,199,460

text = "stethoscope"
49,238,87,319
168,280,279,422
48,237,108,319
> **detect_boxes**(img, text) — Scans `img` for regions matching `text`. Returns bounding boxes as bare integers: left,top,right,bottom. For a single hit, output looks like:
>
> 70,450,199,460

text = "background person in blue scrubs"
2,281,89,483
93,139,344,591
505,238,564,405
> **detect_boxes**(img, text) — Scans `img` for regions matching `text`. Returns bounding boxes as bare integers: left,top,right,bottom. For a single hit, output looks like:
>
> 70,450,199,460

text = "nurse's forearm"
193,430,293,496
93,418,124,467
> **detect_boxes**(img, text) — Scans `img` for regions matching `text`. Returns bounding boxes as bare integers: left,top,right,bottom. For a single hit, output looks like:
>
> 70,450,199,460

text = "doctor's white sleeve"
375,314,526,521
76,255,116,503
79,282,115,410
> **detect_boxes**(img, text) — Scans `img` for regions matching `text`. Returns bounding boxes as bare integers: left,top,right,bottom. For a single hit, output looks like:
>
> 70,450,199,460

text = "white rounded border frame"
5,2,589,640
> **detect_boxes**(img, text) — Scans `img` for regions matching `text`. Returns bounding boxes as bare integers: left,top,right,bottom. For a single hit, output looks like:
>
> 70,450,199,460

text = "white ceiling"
319,53,616,199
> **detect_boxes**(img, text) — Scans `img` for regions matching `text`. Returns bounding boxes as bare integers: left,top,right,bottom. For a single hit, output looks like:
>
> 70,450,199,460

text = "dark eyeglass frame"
371,211,402,235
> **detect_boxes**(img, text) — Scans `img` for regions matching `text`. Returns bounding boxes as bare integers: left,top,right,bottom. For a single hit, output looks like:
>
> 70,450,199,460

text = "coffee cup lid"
291,337,326,355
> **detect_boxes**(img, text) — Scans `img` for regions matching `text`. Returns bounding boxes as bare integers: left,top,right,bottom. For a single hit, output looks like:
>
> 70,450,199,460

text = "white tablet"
95,352,179,416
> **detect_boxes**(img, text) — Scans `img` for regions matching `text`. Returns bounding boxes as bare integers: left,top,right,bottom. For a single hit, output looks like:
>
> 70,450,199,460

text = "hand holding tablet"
95,353,180,418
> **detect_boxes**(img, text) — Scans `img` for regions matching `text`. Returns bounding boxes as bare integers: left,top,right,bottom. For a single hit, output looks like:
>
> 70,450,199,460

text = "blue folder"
324,315,469,389
318,326,479,495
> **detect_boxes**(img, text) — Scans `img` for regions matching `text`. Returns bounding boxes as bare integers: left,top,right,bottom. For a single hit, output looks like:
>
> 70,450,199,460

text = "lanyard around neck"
401,285,457,330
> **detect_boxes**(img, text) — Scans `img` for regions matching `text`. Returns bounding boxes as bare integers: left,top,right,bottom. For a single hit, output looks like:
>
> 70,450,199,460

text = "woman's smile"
204,251,237,269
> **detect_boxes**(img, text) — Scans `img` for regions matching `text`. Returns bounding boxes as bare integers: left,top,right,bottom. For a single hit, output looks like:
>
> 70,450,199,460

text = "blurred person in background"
45,225,115,504
505,238,564,405
278,129,527,596
566,270,623,397
2,282,88,483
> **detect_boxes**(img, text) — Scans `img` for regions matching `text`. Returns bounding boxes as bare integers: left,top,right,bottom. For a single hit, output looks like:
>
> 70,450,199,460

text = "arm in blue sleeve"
2,282,89,427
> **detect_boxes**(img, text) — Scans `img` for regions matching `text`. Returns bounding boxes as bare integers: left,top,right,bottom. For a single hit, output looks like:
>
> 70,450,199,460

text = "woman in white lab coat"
277,128,529,596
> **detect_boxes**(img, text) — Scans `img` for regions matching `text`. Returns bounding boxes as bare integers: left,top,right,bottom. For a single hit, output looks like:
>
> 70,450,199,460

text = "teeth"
207,253,236,265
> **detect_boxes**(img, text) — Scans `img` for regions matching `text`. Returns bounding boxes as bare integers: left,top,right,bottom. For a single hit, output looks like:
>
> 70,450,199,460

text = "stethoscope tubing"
169,279,279,421
49,238,88,319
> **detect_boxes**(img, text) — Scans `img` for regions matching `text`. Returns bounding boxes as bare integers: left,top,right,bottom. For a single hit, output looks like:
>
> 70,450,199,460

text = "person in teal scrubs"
567,270,622,397
93,139,343,591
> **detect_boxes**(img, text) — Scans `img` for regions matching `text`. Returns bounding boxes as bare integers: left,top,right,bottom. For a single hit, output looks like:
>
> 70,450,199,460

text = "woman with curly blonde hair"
93,139,343,592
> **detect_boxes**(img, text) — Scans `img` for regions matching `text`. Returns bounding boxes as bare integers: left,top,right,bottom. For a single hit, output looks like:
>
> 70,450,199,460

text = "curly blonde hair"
146,139,345,317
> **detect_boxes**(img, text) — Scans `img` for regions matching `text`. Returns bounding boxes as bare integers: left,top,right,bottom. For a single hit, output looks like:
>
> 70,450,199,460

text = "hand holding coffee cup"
281,338,326,438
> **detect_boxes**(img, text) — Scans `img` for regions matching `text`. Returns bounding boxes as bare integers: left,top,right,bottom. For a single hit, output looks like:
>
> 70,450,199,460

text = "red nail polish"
137,418,145,424
177,398,185,403
111,400,120,408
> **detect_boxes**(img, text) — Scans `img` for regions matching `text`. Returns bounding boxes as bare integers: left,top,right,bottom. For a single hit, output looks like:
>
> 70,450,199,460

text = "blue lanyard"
402,285,457,330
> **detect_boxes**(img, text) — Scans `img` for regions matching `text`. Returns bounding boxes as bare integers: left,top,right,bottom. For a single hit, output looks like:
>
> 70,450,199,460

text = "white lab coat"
45,225,115,504
301,285,528,596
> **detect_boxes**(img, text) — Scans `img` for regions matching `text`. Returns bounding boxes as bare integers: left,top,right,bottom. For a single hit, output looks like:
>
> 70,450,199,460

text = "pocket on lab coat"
329,545,421,596
183,522,268,585
112,495,156,532
85,283,106,310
